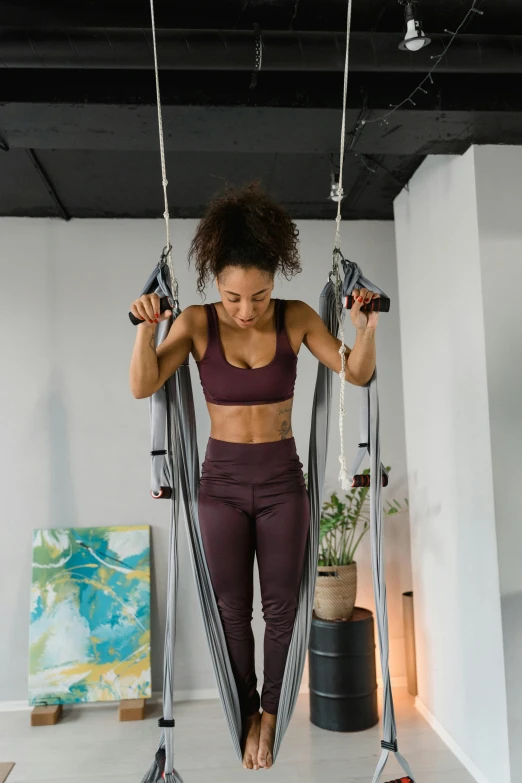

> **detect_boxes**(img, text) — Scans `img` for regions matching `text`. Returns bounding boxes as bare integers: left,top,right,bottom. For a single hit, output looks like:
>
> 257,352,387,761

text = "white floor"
0,688,476,783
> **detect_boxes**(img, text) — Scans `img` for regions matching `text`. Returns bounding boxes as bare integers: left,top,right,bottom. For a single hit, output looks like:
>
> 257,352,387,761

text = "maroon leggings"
198,436,310,718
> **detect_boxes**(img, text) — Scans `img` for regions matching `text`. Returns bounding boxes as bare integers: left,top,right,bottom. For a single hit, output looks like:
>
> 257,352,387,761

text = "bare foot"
258,710,276,769
242,711,261,770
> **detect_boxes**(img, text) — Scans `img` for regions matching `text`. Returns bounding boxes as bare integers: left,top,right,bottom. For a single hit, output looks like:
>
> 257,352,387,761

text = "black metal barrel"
309,607,378,731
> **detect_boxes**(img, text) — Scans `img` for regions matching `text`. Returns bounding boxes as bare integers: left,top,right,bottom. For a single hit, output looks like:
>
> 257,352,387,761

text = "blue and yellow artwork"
29,525,151,705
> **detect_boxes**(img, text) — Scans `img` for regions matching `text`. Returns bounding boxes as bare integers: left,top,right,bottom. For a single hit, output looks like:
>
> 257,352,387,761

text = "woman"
129,182,379,771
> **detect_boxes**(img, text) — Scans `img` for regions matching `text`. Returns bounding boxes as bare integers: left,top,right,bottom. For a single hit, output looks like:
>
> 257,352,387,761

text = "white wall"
474,146,522,782
394,147,515,783
0,217,411,706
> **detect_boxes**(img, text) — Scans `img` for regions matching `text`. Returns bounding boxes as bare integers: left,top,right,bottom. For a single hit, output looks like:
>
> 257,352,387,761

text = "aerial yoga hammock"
131,1,416,781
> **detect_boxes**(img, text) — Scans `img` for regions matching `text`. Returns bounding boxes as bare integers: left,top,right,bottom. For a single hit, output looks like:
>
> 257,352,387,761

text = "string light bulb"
399,1,431,52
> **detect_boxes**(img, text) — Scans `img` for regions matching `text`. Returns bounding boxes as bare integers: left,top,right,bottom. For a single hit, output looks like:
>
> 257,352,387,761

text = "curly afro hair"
188,181,301,299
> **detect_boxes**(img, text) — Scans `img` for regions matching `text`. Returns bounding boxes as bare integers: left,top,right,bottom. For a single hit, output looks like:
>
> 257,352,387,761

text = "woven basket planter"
314,563,357,621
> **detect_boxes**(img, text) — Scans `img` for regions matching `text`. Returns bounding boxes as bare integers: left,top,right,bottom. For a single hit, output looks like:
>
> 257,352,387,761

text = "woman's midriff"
206,397,294,443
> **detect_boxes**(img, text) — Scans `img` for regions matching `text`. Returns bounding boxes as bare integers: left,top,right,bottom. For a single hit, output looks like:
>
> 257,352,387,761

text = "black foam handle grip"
352,474,389,488
129,297,171,326
344,295,390,313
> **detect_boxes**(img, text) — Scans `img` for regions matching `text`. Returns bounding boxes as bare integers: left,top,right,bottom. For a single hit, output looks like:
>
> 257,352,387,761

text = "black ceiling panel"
0,149,58,215
0,0,521,220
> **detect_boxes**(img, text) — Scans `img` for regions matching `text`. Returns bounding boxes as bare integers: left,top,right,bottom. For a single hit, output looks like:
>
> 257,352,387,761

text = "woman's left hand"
350,288,380,331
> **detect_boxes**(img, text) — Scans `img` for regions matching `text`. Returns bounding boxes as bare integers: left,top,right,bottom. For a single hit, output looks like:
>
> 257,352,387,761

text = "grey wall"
0,218,411,704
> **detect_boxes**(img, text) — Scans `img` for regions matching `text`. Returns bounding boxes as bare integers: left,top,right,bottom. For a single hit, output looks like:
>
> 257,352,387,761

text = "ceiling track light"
398,1,431,52
329,171,345,203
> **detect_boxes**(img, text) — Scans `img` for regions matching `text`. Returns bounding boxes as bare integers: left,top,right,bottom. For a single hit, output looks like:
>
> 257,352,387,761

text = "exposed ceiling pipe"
1,28,522,73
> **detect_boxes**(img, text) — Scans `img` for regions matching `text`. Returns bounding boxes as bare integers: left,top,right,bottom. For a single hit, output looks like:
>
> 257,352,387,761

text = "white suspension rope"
147,3,180,781
333,0,354,491
333,0,353,255
149,0,178,305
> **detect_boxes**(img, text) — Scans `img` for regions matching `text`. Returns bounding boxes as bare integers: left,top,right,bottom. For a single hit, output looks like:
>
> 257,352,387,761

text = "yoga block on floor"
31,705,63,726
0,762,15,783
119,699,145,721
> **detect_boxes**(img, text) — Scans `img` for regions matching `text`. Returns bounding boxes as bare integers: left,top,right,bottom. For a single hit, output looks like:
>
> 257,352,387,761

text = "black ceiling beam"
3,29,522,73
3,70,522,113
25,149,70,220
0,0,503,36
2,70,522,113
4,101,522,157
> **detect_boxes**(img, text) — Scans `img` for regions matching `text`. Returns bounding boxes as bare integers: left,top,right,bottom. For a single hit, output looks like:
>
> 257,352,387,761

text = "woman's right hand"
130,294,172,325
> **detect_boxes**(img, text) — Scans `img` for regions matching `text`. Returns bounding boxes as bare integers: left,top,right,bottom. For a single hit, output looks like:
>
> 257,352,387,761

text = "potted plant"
311,468,408,621
305,468,409,732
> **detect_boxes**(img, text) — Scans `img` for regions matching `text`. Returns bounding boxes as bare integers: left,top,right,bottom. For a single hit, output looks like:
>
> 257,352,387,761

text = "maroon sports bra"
195,299,297,406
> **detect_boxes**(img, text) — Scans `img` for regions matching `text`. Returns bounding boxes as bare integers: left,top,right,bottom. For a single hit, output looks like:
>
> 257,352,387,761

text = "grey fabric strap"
273,278,337,756
340,257,415,783
367,372,415,783
340,257,388,302
137,263,415,783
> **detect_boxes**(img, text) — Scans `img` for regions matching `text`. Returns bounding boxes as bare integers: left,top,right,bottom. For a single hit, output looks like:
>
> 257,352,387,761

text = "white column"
474,146,522,783
393,145,522,783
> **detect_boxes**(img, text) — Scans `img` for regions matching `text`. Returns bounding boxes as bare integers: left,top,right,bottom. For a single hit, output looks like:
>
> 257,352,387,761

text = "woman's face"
216,266,274,328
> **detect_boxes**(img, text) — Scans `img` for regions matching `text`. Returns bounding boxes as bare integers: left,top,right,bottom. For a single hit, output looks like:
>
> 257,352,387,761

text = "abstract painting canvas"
29,525,151,705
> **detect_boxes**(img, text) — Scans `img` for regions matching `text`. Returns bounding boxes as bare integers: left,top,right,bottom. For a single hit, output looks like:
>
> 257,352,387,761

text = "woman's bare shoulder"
283,300,318,346
167,305,207,362
160,304,206,346
284,299,317,325
183,303,207,313
181,303,207,324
